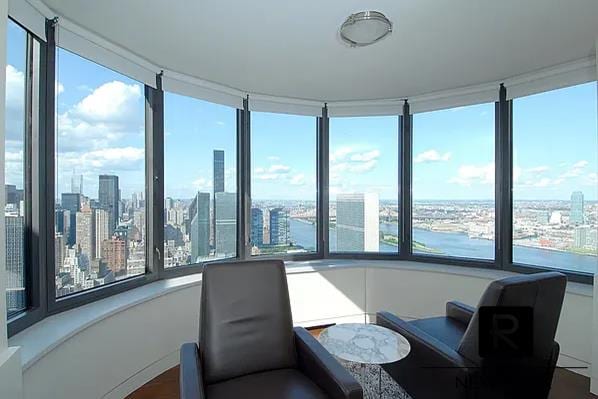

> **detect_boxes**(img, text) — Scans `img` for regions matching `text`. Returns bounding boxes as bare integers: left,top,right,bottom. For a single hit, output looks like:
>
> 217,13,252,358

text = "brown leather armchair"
377,272,567,399
180,260,363,399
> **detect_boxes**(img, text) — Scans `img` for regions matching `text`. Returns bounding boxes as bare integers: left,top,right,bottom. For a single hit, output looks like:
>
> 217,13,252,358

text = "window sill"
8,259,592,371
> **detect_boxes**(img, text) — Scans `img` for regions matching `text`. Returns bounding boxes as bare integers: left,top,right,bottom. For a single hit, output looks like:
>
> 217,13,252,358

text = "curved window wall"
4,17,597,336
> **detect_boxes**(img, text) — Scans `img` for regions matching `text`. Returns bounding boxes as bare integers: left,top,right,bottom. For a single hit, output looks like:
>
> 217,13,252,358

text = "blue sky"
5,19,598,202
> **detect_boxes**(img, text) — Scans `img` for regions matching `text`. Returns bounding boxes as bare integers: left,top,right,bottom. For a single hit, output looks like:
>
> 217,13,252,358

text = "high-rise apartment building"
99,175,120,235
251,207,264,246
101,237,128,276
269,208,289,245
5,214,25,313
574,225,590,248
215,192,236,256
336,193,379,252
213,150,225,194
570,191,584,225
55,233,65,274
190,192,210,262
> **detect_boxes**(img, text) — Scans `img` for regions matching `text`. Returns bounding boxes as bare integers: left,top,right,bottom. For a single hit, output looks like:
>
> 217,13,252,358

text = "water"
288,219,597,274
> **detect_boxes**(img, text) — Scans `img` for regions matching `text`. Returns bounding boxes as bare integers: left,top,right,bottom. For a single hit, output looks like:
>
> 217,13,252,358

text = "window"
329,116,399,253
5,20,29,316
513,83,597,274
250,112,317,256
163,93,237,267
54,48,146,297
412,103,495,259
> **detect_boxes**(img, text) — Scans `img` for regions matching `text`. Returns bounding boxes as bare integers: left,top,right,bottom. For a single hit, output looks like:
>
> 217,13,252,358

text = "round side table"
318,323,411,399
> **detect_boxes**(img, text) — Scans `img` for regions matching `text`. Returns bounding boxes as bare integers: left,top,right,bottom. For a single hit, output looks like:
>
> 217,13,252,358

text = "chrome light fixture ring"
340,11,393,47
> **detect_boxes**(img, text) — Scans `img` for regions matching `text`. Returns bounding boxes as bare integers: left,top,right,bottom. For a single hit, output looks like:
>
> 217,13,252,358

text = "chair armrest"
377,311,473,370
446,300,476,326
180,343,206,399
294,327,363,399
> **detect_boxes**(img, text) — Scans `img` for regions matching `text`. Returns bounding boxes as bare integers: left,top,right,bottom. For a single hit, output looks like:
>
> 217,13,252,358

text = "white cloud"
269,164,291,173
72,80,142,123
527,166,549,174
414,149,451,164
560,160,588,178
330,146,353,162
449,163,494,186
5,65,25,142
192,177,213,191
267,156,280,161
254,163,292,181
350,149,380,162
290,173,306,186
56,82,65,95
59,147,144,172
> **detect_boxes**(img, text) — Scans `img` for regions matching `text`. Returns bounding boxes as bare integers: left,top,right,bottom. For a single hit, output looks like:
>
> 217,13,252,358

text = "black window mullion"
317,106,329,258
400,101,412,258
145,74,164,279
237,98,251,260
495,84,512,269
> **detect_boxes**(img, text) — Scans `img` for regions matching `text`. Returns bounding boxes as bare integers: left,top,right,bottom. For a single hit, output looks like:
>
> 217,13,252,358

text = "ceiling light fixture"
340,11,392,47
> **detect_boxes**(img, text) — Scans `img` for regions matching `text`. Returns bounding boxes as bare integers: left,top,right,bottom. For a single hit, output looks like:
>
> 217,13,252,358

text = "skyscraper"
190,192,210,262
94,208,110,259
251,207,264,247
99,175,120,235
71,172,83,194
574,225,590,248
213,150,225,194
76,206,94,267
336,193,379,252
215,192,236,256
61,192,81,246
55,233,65,274
5,214,25,312
269,208,289,245
570,191,584,225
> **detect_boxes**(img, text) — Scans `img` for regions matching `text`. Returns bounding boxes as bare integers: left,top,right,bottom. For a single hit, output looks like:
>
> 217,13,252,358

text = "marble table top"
318,323,411,364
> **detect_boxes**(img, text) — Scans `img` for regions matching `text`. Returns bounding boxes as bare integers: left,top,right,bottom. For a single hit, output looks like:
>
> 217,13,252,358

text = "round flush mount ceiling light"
340,11,393,47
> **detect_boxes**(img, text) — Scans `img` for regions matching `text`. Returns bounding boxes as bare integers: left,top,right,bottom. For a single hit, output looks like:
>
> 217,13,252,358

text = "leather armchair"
180,260,362,399
377,272,567,399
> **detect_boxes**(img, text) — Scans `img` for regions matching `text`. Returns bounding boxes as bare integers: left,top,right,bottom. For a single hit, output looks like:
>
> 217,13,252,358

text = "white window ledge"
8,260,592,371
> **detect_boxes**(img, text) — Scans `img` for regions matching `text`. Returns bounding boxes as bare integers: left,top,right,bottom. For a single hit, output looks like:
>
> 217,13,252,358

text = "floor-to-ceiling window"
512,82,597,274
250,112,317,256
54,48,147,297
328,116,399,253
412,103,495,259
163,93,237,267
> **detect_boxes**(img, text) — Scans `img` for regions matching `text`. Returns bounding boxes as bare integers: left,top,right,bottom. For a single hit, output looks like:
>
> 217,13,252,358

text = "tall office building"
71,173,83,194
336,193,379,252
55,233,65,274
251,207,264,246
190,192,210,262
5,214,25,312
213,150,225,194
574,225,590,248
61,193,81,246
101,237,128,276
75,206,94,268
269,208,289,245
570,191,584,225
99,175,120,235
5,184,18,205
215,192,236,256
94,208,110,259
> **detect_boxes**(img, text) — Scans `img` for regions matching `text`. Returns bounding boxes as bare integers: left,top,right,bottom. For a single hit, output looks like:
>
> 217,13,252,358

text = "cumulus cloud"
58,147,144,172
5,65,25,142
290,173,306,186
449,163,494,186
560,160,588,178
329,146,381,182
414,149,451,164
350,149,380,162
192,177,213,191
527,166,549,174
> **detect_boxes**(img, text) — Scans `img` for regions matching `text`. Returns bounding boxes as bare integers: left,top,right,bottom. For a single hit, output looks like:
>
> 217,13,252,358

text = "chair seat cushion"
206,368,329,399
409,316,467,350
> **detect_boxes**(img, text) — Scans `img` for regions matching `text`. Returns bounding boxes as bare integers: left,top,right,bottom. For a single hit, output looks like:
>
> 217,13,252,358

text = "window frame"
7,18,594,339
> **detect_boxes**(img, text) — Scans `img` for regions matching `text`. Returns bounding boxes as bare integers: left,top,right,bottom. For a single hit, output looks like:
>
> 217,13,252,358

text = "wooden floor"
127,328,597,399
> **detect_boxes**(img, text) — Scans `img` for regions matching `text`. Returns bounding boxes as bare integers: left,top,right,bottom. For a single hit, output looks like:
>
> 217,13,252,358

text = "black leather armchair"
377,272,567,399
180,260,363,399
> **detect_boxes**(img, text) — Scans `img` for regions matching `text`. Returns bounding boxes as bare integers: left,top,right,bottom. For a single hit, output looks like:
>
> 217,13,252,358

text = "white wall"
12,263,594,399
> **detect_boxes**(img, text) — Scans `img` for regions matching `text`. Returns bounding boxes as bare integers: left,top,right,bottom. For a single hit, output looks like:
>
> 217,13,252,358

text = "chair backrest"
199,260,296,385
458,272,566,366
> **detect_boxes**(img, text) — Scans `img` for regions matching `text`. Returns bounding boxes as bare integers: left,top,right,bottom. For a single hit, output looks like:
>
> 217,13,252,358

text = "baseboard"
102,350,179,399
557,353,591,377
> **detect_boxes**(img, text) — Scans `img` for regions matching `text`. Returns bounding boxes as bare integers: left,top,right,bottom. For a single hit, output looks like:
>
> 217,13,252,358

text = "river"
288,219,597,274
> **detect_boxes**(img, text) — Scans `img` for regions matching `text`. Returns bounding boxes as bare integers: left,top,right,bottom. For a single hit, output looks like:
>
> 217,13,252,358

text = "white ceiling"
42,0,598,102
